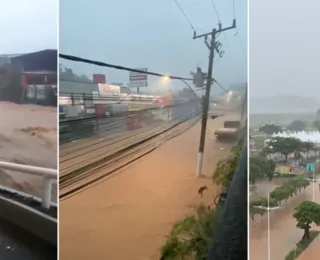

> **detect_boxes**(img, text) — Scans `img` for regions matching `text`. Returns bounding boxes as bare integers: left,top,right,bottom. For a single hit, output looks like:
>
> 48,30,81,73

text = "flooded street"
250,181,320,260
59,115,238,260
0,102,57,201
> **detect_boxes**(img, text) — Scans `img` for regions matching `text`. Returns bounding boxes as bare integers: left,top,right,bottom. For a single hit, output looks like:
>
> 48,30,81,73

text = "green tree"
59,64,93,83
250,178,310,220
213,146,240,188
249,163,262,184
287,120,306,132
160,205,220,260
302,141,315,160
250,156,275,181
269,137,303,162
293,201,320,240
259,124,283,136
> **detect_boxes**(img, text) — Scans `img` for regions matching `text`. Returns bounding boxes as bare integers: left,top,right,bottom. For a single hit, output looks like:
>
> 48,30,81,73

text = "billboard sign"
306,163,315,173
129,68,148,87
93,74,106,84
98,84,120,96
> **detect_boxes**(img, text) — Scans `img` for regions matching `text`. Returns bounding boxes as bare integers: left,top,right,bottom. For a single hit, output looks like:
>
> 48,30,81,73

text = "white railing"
0,161,57,209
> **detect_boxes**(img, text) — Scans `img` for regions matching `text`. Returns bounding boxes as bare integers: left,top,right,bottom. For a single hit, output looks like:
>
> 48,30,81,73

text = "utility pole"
194,20,236,177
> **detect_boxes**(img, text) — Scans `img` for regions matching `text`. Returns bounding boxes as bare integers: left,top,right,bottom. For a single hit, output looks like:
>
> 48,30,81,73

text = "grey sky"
0,0,57,54
250,0,320,98
60,0,247,93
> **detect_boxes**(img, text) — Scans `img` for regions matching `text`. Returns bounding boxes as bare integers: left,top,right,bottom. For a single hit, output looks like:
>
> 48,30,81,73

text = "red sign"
129,75,147,81
93,74,106,84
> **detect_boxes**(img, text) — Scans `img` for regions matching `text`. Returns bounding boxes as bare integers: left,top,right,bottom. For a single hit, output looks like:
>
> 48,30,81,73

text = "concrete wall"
60,80,98,95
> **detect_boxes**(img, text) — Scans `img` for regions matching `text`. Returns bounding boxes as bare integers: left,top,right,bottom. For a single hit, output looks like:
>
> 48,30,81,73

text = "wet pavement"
0,218,56,260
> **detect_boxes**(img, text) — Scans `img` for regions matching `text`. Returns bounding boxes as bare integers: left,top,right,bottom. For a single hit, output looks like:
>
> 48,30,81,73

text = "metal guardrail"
0,161,57,209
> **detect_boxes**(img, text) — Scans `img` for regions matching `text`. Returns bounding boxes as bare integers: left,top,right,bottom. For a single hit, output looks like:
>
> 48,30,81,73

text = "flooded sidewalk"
250,184,320,260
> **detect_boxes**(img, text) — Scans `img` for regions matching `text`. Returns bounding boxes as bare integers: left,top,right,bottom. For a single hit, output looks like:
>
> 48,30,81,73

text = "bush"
160,144,242,259
160,205,221,260
212,146,240,188
250,177,310,219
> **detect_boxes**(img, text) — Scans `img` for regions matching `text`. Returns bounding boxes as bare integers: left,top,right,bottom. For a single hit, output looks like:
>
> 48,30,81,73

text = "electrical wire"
210,0,229,47
60,102,197,146
232,0,247,61
232,0,236,18
60,115,200,201
61,111,200,176
60,106,200,167
59,111,201,199
59,55,203,102
173,0,195,31
213,79,229,93
59,53,193,81
60,73,229,100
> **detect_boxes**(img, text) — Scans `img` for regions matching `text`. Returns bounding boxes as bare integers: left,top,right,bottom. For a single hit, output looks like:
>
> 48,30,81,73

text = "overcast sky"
60,0,247,93
250,0,320,98
0,0,57,54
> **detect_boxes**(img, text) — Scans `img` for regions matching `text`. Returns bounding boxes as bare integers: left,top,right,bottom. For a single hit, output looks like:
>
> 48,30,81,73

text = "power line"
232,0,236,18
210,0,229,47
232,0,246,61
59,111,201,199
59,53,193,81
211,0,221,22
173,0,195,31
213,79,229,93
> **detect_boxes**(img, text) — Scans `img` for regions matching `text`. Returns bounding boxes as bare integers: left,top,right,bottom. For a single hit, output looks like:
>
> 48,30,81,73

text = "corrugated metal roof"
10,49,57,72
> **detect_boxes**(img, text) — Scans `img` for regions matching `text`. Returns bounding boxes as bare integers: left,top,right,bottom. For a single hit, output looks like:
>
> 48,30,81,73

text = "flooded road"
59,115,239,260
250,182,320,260
0,102,57,201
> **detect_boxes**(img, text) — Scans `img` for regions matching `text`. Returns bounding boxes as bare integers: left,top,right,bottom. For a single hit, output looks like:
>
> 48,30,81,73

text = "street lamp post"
253,193,281,260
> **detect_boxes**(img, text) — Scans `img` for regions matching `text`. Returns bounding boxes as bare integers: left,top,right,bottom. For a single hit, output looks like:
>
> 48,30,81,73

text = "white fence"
0,161,57,209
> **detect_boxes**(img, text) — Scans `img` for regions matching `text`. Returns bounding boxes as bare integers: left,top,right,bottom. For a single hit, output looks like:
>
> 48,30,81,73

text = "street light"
293,245,297,259
253,193,282,260
306,177,320,202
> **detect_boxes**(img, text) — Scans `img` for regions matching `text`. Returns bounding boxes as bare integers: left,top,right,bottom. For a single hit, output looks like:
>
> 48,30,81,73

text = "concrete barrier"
0,195,57,246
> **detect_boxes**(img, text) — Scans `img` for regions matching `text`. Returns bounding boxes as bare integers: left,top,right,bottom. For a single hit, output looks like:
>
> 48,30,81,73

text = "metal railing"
0,161,57,209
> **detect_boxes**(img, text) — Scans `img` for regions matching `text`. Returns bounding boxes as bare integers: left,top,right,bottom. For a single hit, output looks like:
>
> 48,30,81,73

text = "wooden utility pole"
194,20,236,177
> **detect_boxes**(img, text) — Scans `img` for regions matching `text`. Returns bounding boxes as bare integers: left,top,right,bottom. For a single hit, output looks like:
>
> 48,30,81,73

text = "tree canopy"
212,146,240,188
59,64,93,83
293,201,320,240
266,137,304,161
258,124,283,136
250,156,275,183
250,177,310,220
287,120,306,132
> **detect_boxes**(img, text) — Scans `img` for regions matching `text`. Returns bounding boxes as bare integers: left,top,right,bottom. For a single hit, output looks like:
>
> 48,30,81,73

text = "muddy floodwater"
0,102,57,201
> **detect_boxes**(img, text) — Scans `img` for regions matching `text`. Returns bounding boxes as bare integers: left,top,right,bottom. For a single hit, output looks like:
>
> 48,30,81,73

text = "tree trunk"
302,226,310,240
285,154,288,163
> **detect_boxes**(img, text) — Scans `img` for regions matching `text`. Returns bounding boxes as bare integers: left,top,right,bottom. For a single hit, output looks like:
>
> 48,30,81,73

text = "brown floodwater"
0,102,57,201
